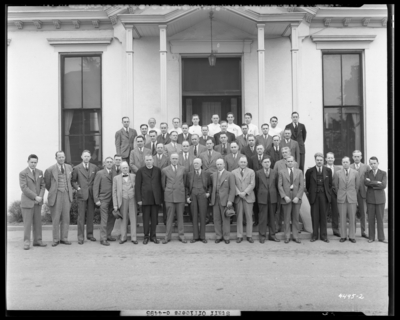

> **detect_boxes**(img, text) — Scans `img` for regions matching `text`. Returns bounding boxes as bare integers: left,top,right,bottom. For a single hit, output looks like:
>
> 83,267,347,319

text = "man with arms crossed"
19,154,46,250
325,152,342,237
115,117,137,163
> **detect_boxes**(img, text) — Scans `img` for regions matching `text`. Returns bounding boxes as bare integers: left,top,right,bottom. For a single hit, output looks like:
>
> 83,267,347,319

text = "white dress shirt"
188,125,202,136
168,127,183,135
149,127,161,136
326,164,335,177
227,123,242,137
208,123,221,136
247,123,259,136
269,126,283,137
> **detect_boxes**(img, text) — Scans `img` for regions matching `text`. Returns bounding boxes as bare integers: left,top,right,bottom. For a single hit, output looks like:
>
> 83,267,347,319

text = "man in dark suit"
161,153,187,244
285,112,306,172
305,152,332,243
265,135,282,168
178,141,194,173
156,122,171,146
199,125,215,146
364,157,387,243
255,157,280,243
214,133,231,159
115,117,137,163
255,123,273,151
236,124,249,152
133,124,151,149
250,145,269,172
241,134,257,164
214,121,235,145
129,136,152,173
224,142,243,172
186,158,211,243
189,134,206,158
71,150,99,244
280,129,300,164
93,157,116,246
199,139,223,175
325,152,342,237
44,151,74,247
19,154,46,250
177,123,192,145
111,154,122,177
153,143,169,225
145,130,159,156
136,155,163,244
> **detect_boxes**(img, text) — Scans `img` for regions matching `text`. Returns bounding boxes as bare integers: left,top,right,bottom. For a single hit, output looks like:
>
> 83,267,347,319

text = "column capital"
159,24,168,30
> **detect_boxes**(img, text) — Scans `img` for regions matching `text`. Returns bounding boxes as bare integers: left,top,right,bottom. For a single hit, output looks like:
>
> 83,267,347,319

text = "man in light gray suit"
115,117,137,163
232,156,256,243
199,139,223,174
129,135,152,173
178,141,195,173
189,134,206,158
44,151,74,246
164,131,182,158
334,156,360,243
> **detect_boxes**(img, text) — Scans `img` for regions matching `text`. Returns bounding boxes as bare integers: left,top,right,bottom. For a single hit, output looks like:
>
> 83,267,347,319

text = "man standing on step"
284,112,307,173
115,117,137,163
325,152,342,237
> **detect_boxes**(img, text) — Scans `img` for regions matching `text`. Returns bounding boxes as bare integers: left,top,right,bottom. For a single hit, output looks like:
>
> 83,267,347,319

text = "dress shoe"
87,236,96,241
33,243,47,247
190,239,198,243
294,239,301,244
100,240,110,246
119,239,127,244
260,237,266,244
349,238,356,243
51,241,59,247
224,240,230,244
379,240,387,243
310,238,317,242
143,238,149,245
322,239,329,243
339,238,347,243
362,233,368,239
150,238,159,244
247,237,254,243
368,239,375,243
162,239,170,244
60,240,71,245
284,239,290,244
215,239,222,244
179,239,187,244
107,237,116,241
333,232,341,237
253,221,258,227
23,245,30,250
268,236,280,242
236,237,243,243
78,240,84,245
131,240,138,244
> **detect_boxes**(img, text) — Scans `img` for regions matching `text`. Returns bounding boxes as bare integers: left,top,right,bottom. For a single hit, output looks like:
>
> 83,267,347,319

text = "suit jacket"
224,153,243,172
278,167,304,203
235,134,248,151
178,151,195,173
241,145,257,164
231,167,256,204
199,150,223,174
279,139,300,163
350,162,369,198
265,145,282,168
164,142,182,158
364,169,387,204
324,164,342,194
210,170,236,206
249,154,270,172
145,141,159,156
214,143,231,158
274,159,299,173
153,154,170,170
186,170,211,199
333,168,360,204
44,164,74,206
256,134,273,151
161,165,187,203
199,135,215,146
71,162,99,201
177,133,192,145
93,169,113,203
285,122,307,154
156,133,171,146
112,173,136,209
214,131,235,145
135,166,163,205
255,168,279,205
134,134,151,150
19,167,46,208
305,166,332,204
189,144,206,158
115,128,137,159
129,147,152,173
111,164,122,180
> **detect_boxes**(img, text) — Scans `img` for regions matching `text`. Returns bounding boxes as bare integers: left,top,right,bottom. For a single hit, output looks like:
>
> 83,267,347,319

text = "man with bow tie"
305,152,332,243
284,112,307,173
129,136,152,173
115,117,137,163
72,150,99,244
19,154,46,250
265,135,283,168
44,151,74,246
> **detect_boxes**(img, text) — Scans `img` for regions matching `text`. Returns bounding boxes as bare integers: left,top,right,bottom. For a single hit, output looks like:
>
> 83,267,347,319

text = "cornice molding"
311,34,377,42
169,39,253,54
72,20,80,29
47,37,113,45
311,34,377,50
226,7,306,23
281,22,300,37
33,20,42,29
343,18,351,27
92,20,99,28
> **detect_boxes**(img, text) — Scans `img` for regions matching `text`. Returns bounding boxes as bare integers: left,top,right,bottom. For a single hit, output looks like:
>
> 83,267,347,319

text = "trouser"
77,196,95,241
299,153,305,173
21,205,42,245
162,201,167,225
328,191,340,234
190,189,208,240
120,197,137,241
355,192,367,234
49,190,71,242
310,191,328,240
275,204,283,232
165,202,185,241
282,197,301,240
253,201,259,224
367,203,385,241
206,205,213,223
258,202,277,237
236,198,254,238
213,195,230,240
338,202,356,239
142,205,158,239
100,199,115,241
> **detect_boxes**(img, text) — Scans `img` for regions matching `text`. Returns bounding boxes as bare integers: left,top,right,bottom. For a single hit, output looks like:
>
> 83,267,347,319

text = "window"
322,53,363,164
62,55,102,166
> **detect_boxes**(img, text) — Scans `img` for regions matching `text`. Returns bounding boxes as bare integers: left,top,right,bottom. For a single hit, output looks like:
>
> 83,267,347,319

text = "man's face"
342,158,350,169
145,156,154,167
172,118,180,129
182,125,189,134
220,123,228,132
244,115,251,124
291,113,299,123
369,159,379,171
256,146,264,155
230,143,238,154
149,132,157,142
192,116,199,125
239,158,247,169
315,156,324,167
148,118,156,128
248,137,255,147
353,153,362,163
216,159,225,171
191,136,199,146
105,158,113,170
156,144,164,154
273,137,280,147
212,115,219,124
241,126,249,135
28,158,38,170
286,157,294,168
121,164,129,174
114,157,122,166
201,127,209,136
182,142,190,152
262,159,271,169
261,125,269,135
170,132,178,142
282,149,289,159
81,152,91,163
170,154,179,166
160,124,168,134
220,135,227,144
326,154,335,166
122,118,130,128
206,140,214,150
56,152,65,165
193,159,201,170
270,118,278,128
227,114,234,124
136,138,144,148
140,126,148,136
284,130,291,140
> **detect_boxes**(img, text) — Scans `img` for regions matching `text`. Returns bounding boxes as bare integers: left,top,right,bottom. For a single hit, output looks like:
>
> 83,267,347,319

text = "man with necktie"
164,131,182,158
284,112,307,173
115,117,137,163
256,123,273,151
111,154,122,177
19,154,46,250
189,134,206,158
44,151,74,246
156,122,171,146
199,125,215,146
177,123,192,145
153,143,169,225
325,152,342,237
364,156,387,243
265,135,283,168
145,130,159,156
129,135,152,173
333,157,360,243
241,134,257,165
250,145,269,172
133,124,151,149
224,142,243,172
71,150,99,244
214,121,235,144
235,124,250,152
279,129,300,164
214,132,231,159
179,141,194,173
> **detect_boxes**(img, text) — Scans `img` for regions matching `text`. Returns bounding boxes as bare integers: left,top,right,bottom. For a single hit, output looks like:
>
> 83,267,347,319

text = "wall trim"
311,34,376,50
47,38,113,45
170,40,253,54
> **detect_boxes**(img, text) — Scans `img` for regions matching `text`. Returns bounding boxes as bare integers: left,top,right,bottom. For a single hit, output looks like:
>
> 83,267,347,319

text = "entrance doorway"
182,57,242,126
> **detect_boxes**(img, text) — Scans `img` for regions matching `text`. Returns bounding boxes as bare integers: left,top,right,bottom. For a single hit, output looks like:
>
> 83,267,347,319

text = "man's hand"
292,197,299,204
187,197,191,204
366,178,371,181
377,181,382,184
227,201,233,208
284,196,291,204
205,193,210,198
137,201,142,206
114,207,118,211
96,201,101,206
239,192,246,198
35,196,42,202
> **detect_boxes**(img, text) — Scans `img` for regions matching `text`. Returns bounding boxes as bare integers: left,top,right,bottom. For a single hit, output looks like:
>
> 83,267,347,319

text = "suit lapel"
260,171,269,189
105,169,111,181
52,164,59,183
26,168,35,181
79,163,89,178
117,175,122,193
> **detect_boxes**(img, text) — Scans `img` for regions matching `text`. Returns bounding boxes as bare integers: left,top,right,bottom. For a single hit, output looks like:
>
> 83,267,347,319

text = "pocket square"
39,175,42,178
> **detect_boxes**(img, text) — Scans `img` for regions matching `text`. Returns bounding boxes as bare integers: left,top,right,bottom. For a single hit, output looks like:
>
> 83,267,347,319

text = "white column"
159,25,168,121
257,24,265,127
125,25,134,119
290,24,299,112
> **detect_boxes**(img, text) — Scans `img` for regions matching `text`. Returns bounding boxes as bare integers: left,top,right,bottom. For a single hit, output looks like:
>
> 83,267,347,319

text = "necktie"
244,135,246,141
163,134,166,142
61,165,64,174
208,150,211,160
184,153,187,161
233,154,236,160
290,168,293,184
184,134,187,140
251,147,254,152
123,174,128,177
158,154,161,161
241,169,244,177
222,144,226,155
374,170,377,176
259,155,262,162
194,146,197,156
86,164,89,171
196,169,199,176
264,135,267,140
152,143,155,155
265,169,269,178
32,169,36,182
346,169,348,176
318,167,321,174
116,165,120,174
173,165,176,173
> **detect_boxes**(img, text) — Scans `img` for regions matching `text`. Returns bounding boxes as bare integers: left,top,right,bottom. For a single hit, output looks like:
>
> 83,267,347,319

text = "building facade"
7,5,388,206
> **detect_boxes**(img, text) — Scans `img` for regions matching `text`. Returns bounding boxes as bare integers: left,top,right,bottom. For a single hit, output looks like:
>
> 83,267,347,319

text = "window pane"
342,107,362,156
324,108,344,162
84,135,101,164
342,54,361,106
83,57,101,109
323,55,341,106
64,57,82,109
64,110,82,135
64,135,83,165
83,110,101,134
